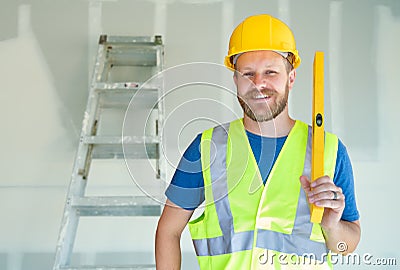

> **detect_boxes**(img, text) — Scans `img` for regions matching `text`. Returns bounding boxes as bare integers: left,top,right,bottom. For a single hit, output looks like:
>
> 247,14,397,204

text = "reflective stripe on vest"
193,122,255,256
189,119,338,268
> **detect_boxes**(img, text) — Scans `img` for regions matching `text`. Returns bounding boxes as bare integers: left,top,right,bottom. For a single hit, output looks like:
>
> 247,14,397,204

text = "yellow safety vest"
189,119,338,269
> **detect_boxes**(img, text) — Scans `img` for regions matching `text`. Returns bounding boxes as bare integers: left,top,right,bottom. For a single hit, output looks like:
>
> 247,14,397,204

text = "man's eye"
242,72,254,77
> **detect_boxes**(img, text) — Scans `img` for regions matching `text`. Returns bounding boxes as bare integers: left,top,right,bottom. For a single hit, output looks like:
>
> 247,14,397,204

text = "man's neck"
243,112,295,138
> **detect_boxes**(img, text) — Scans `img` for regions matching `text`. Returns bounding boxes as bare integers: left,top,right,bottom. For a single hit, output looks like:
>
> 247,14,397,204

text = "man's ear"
233,71,238,86
288,69,296,89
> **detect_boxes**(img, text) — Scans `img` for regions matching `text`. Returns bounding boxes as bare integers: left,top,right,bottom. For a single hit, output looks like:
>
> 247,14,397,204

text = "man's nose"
253,73,266,90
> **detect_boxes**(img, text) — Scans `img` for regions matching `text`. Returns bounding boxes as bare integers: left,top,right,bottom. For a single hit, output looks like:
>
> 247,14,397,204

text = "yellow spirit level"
310,51,325,223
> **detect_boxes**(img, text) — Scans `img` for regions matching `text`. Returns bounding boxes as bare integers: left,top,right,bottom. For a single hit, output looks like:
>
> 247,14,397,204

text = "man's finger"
299,175,311,193
310,175,331,187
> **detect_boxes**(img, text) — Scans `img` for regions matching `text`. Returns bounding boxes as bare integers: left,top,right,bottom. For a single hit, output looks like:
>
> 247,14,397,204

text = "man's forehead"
235,51,286,69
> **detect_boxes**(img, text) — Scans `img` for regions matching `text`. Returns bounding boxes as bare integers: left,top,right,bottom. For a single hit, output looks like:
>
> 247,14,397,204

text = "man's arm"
300,175,361,254
155,199,194,270
322,219,360,254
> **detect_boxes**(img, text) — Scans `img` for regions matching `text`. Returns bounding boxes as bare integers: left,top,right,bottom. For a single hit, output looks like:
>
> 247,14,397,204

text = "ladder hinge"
99,34,107,44
154,35,162,45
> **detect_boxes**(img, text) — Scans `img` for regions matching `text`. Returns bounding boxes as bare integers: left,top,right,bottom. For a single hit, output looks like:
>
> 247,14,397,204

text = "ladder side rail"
92,37,108,88
54,40,107,269
54,90,99,269
157,43,166,184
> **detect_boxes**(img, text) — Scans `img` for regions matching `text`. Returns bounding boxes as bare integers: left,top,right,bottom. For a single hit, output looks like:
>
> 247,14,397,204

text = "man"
156,14,360,269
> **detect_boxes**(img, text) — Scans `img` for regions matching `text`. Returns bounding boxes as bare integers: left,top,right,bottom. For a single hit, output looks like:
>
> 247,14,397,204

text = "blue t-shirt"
166,130,360,222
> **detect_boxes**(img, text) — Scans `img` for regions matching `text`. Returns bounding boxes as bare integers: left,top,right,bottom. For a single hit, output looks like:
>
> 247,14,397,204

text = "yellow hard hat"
224,14,301,70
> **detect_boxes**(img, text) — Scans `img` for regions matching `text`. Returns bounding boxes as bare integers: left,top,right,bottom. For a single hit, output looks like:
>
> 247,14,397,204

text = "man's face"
234,50,296,122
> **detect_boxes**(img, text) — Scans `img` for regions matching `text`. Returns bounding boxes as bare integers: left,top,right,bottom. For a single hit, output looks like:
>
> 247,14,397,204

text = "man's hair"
284,52,295,73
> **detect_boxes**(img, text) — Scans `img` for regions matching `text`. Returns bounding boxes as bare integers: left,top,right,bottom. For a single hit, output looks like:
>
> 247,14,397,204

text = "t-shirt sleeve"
333,139,360,222
165,134,205,210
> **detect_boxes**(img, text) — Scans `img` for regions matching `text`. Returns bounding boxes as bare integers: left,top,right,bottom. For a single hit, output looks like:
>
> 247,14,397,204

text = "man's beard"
237,83,289,122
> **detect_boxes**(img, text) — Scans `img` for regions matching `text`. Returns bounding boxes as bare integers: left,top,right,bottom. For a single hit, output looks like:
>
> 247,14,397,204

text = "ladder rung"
83,136,159,160
94,82,159,91
106,48,158,66
59,264,156,270
104,35,159,45
95,85,159,108
88,143,158,160
83,136,159,145
71,196,161,216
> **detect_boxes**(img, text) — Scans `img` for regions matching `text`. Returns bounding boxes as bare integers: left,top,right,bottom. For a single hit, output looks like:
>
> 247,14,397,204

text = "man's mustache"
241,88,278,99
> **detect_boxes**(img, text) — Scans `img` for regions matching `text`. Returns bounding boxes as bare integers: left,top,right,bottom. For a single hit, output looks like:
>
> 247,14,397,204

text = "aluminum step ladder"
53,35,165,270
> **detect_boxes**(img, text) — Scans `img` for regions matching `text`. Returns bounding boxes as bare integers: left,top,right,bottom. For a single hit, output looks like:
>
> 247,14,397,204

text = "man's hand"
299,175,360,254
299,175,344,230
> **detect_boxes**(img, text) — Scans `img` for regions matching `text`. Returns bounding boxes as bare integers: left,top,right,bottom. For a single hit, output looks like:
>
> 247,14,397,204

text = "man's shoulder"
201,119,241,135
